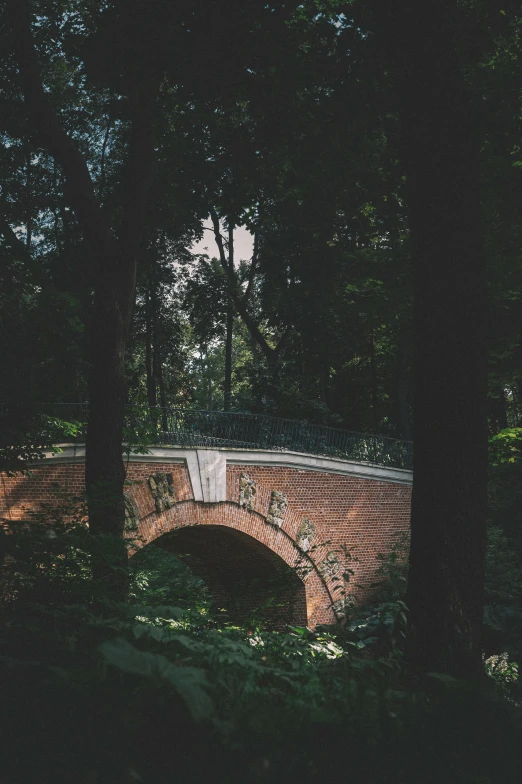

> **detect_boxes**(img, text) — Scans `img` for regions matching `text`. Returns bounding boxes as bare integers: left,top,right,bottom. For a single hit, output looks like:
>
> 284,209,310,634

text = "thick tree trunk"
85,81,158,598
6,0,160,601
85,247,132,597
386,3,488,678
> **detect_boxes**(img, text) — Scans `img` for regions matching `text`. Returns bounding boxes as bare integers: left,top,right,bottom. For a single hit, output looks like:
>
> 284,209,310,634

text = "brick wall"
0,454,412,628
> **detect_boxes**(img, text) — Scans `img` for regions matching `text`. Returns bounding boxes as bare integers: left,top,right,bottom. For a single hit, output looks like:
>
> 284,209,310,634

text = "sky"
191,222,254,261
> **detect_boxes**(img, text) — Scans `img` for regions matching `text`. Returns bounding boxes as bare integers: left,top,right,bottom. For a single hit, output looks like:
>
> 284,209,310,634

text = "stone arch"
151,525,308,628
133,500,336,628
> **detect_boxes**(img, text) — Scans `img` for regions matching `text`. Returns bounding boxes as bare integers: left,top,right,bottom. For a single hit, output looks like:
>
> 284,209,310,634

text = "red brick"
0,457,412,627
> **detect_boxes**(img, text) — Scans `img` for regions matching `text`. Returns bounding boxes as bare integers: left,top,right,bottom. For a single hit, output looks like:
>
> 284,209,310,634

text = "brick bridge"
1,438,412,628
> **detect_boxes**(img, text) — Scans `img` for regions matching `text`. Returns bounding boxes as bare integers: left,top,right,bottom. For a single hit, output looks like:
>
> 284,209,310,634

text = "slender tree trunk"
203,346,213,410
224,303,233,411
383,2,488,678
223,222,234,411
154,341,168,431
145,291,157,409
149,279,168,431
369,329,378,430
25,148,31,248
209,207,281,368
320,362,330,410
488,387,507,432
100,119,111,193
496,394,508,431
397,322,412,440
516,379,522,425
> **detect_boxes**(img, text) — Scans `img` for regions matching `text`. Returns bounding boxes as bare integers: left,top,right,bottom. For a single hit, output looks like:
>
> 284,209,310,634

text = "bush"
2,507,522,783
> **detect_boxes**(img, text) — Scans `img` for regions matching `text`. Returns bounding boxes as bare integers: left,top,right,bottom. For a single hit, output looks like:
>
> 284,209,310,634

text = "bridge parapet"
49,405,413,470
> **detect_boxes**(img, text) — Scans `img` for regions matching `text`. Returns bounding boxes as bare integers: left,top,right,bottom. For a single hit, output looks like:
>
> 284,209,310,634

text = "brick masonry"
0,451,412,628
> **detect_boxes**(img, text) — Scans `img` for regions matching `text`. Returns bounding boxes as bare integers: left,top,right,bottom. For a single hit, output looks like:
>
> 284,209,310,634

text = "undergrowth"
1,509,521,783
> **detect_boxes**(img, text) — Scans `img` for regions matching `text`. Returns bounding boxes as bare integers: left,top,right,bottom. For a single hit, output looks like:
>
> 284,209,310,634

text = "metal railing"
49,405,413,470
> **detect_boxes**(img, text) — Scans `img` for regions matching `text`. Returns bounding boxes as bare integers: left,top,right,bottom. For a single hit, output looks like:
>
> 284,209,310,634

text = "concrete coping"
37,444,413,488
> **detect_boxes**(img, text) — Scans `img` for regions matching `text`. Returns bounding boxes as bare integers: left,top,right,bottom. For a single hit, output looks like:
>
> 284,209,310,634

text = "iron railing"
49,405,413,470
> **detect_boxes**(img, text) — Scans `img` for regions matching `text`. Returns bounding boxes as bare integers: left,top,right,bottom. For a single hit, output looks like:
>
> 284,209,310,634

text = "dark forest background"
1,2,522,782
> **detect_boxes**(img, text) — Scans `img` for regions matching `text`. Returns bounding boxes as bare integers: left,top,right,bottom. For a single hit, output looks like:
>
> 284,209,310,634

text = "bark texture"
380,1,488,677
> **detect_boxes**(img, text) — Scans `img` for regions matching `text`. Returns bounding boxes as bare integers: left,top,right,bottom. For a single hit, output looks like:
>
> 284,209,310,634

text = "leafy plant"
484,652,519,695
373,533,410,601
488,427,522,467
1,506,522,783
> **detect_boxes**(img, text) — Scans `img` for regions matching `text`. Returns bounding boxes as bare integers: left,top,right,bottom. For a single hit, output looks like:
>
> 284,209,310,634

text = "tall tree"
379,0,489,677
6,0,161,596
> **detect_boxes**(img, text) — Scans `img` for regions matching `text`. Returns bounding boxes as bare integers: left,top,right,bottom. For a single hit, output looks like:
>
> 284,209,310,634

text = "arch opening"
144,525,308,629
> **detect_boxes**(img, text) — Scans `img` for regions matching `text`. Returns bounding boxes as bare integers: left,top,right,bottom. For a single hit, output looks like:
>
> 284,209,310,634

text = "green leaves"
99,637,213,720
488,427,522,466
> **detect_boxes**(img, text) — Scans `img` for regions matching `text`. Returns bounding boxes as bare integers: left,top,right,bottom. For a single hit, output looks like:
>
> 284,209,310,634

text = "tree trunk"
515,380,522,425
145,291,157,410
488,387,507,433
25,148,31,248
386,3,488,678
154,340,168,431
209,207,280,368
224,303,233,411
8,0,160,602
150,280,168,431
396,322,412,440
85,82,158,599
369,329,378,430
85,248,132,598
203,347,213,410
223,222,234,411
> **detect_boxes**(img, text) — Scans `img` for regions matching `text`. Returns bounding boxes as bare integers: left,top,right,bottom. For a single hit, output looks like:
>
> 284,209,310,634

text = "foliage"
1,0,521,434
129,543,212,618
1,508,522,782
373,532,410,601
1,0,522,777
485,525,522,606
484,651,519,696
483,428,522,665
488,427,522,467
0,412,84,473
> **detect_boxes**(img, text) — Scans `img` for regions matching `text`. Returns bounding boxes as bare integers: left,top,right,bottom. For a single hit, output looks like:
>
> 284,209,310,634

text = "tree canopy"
1,0,522,683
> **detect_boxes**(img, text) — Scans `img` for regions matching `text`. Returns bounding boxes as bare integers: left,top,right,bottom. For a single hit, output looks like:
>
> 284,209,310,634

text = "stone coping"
37,444,413,487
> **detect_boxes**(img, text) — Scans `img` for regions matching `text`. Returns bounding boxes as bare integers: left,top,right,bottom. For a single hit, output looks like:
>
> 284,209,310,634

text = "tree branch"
209,206,229,270
6,0,111,252
227,220,234,272
274,325,291,357
0,216,31,261
242,230,258,305
209,207,276,364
